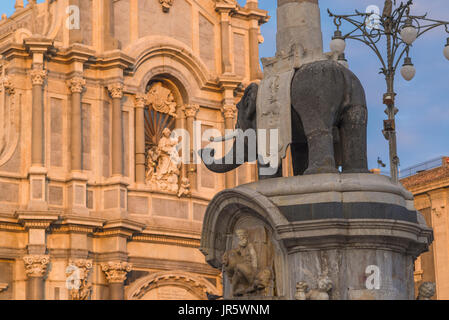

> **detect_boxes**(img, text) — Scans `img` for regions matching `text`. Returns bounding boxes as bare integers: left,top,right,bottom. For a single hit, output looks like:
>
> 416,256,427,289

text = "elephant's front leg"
303,127,339,175
340,104,369,173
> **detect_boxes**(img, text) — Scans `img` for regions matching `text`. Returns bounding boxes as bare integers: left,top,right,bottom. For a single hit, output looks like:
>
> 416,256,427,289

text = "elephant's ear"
242,83,258,124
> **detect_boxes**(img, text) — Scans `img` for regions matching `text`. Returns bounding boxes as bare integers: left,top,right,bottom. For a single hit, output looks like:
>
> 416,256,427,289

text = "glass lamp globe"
400,57,416,81
444,38,449,60
330,30,346,55
400,20,418,45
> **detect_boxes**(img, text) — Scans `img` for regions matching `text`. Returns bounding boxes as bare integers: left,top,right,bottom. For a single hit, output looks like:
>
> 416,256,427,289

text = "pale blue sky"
1,0,448,172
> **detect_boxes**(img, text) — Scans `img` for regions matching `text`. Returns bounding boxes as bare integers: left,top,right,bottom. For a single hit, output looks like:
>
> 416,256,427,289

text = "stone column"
184,104,200,191
30,69,47,167
67,77,86,171
108,83,124,176
217,7,233,74
222,104,237,188
248,19,263,80
276,0,323,61
134,94,146,184
101,261,132,300
23,255,50,300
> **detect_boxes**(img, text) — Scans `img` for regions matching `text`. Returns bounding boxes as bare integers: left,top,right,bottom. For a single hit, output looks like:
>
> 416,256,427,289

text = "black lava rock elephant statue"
200,60,369,179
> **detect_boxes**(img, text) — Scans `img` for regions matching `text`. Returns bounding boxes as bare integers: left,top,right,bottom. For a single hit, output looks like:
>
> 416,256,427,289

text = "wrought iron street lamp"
328,0,449,183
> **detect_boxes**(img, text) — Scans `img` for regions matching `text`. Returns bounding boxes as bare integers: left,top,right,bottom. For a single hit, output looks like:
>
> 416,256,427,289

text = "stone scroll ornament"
0,63,20,167
222,229,272,297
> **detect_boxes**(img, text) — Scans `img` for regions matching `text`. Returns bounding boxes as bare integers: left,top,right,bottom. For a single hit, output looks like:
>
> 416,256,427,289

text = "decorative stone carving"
66,259,93,300
134,93,146,109
101,261,132,284
23,255,50,278
295,276,334,300
159,0,174,13
108,83,124,99
146,82,177,118
146,127,182,193
67,77,86,94
222,229,273,297
222,104,236,119
30,69,47,86
177,177,191,198
416,282,436,300
184,104,200,118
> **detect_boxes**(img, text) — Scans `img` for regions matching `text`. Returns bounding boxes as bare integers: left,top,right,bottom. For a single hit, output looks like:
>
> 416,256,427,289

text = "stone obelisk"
276,0,323,61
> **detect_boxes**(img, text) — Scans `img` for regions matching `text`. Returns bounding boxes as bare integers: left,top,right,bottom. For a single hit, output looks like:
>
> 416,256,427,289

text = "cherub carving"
295,275,333,300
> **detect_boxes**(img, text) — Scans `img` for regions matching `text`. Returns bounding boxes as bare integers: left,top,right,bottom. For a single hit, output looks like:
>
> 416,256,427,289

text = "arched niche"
126,271,220,300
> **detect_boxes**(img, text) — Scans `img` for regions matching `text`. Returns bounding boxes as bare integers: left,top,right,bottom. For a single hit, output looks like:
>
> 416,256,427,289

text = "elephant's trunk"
199,138,244,173
210,131,239,142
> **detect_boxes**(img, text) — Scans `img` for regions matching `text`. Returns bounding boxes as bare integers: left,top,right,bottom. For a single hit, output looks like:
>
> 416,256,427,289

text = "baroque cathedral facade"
0,0,267,300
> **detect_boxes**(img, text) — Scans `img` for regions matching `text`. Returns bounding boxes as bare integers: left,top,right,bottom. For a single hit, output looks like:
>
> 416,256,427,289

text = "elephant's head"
200,83,259,173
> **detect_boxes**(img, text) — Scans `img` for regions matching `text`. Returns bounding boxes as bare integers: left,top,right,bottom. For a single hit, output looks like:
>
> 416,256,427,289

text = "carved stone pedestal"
200,173,433,300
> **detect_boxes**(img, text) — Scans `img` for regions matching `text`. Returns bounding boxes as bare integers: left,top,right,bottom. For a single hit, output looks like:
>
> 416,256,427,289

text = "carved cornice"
132,233,200,248
23,255,50,278
222,104,236,119
16,212,60,230
101,261,132,284
184,104,200,118
30,69,47,86
108,83,124,99
67,76,86,94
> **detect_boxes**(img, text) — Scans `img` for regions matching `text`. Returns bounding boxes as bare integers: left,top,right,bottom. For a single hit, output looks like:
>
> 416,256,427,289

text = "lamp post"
328,0,449,183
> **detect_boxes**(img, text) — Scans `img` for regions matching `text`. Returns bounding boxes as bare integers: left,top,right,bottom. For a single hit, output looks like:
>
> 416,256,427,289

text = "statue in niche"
416,282,436,300
295,275,333,300
146,82,177,118
222,229,272,297
146,128,182,193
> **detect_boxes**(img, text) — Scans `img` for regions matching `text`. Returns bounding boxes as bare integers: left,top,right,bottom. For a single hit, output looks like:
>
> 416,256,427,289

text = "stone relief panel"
222,217,284,298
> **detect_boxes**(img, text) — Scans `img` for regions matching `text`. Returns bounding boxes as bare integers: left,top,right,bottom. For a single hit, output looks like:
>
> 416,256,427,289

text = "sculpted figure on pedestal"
222,229,272,297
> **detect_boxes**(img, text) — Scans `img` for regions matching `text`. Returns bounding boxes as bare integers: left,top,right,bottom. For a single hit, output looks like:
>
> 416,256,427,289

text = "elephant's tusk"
209,131,238,142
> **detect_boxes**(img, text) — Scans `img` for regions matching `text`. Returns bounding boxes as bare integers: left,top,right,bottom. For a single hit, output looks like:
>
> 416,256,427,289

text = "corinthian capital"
222,104,236,119
108,83,124,99
101,261,132,284
134,93,146,109
23,255,50,278
184,104,200,118
67,77,86,94
30,69,47,86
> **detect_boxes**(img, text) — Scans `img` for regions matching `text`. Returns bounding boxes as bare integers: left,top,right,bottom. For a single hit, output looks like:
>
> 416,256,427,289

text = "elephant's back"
291,60,348,117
